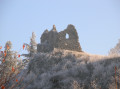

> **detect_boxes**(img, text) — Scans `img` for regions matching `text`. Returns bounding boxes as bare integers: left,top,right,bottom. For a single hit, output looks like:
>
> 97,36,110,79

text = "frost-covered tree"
25,32,37,57
0,41,23,88
0,41,22,76
22,32,37,68
109,39,120,56
29,32,37,56
0,41,17,75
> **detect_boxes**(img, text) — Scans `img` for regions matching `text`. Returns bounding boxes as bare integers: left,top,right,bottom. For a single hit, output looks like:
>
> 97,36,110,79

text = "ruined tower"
37,24,82,52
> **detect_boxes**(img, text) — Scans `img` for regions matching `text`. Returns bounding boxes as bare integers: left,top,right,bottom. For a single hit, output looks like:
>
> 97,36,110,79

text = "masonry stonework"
37,24,82,52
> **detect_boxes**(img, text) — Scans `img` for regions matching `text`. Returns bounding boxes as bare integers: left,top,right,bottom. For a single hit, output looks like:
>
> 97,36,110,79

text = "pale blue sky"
0,0,120,55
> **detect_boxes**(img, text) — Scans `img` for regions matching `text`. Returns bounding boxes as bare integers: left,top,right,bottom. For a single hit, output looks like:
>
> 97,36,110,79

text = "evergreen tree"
24,32,37,57
22,32,37,68
29,32,37,56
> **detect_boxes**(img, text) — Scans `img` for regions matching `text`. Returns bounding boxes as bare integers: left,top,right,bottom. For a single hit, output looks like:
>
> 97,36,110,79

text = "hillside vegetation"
22,49,120,89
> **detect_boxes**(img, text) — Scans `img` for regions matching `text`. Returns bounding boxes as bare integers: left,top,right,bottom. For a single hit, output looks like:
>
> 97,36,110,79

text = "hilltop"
23,48,120,89
21,25,120,89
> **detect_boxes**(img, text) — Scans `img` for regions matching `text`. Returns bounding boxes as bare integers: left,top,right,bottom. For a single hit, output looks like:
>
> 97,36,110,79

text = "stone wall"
37,24,82,52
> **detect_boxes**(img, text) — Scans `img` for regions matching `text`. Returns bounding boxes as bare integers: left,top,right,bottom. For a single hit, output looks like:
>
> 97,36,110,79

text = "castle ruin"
37,24,82,52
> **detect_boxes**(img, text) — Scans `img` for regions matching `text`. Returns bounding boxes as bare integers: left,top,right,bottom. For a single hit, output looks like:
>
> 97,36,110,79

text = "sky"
0,0,120,55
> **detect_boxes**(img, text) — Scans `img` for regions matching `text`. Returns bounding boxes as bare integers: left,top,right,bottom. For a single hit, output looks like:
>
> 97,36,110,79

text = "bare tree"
0,41,23,89
109,39,120,56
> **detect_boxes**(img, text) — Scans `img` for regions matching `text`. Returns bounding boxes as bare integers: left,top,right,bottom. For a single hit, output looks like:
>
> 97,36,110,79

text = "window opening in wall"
66,33,69,39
